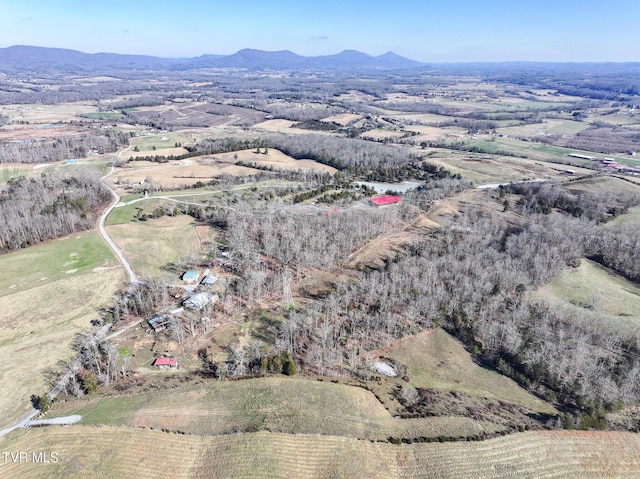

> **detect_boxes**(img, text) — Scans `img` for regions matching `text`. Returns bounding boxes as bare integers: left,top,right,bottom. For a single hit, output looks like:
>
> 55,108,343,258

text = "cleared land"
382,329,555,413
0,231,124,422
113,148,335,189
536,259,640,327
50,377,501,440
496,119,590,137
563,175,640,195
608,204,640,226
321,113,362,125
424,152,593,185
107,215,207,278
2,427,639,478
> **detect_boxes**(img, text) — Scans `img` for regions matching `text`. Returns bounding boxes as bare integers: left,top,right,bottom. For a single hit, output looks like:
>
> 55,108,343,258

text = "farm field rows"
2,427,639,479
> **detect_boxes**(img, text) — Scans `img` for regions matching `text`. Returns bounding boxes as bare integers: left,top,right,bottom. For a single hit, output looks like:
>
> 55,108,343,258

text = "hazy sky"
1,0,638,62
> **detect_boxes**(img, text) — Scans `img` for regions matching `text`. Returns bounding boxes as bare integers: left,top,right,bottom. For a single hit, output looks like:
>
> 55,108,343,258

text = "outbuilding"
182,269,201,283
154,357,178,368
369,195,401,207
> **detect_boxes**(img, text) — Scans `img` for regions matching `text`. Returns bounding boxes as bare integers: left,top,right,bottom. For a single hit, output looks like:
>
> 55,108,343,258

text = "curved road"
0,148,140,440
100,147,139,285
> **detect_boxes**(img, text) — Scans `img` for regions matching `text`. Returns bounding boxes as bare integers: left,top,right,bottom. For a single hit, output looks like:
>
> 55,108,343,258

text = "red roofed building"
369,195,401,207
154,357,178,368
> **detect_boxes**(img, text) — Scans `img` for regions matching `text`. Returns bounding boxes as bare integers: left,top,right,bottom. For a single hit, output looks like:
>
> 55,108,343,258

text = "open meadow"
0,231,124,422
382,329,555,414
107,215,209,278
113,148,335,189
49,376,501,440
536,259,640,327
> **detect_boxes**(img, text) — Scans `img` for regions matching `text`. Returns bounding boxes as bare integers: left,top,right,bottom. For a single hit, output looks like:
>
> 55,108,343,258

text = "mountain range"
0,45,424,72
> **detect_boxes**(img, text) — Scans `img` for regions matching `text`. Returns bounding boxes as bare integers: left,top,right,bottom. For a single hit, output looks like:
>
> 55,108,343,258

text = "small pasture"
107,215,208,278
54,377,501,440
383,329,555,413
536,259,640,326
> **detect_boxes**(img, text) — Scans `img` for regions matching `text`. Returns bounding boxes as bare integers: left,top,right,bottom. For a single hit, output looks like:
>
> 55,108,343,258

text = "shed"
154,357,178,368
369,195,401,207
201,274,219,286
182,269,201,283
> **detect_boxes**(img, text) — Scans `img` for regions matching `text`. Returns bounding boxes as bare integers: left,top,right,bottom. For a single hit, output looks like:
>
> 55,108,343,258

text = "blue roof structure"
182,269,200,282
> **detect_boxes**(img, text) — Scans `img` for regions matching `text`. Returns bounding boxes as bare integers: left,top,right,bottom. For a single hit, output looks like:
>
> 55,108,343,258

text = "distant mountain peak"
0,45,425,72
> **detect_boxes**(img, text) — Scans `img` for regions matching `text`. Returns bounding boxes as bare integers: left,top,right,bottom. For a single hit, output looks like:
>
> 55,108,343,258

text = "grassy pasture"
563,176,640,195
107,215,207,278
0,103,98,123
52,377,501,440
0,231,124,422
129,132,191,152
536,259,640,326
384,329,555,413
497,119,590,137
114,148,333,189
2,427,640,479
424,152,591,185
608,205,640,226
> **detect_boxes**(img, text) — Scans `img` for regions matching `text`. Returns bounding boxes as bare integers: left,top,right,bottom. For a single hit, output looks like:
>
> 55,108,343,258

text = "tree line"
0,170,110,251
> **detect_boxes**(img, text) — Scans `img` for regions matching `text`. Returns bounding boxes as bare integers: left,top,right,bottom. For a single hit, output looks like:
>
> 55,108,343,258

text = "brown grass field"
113,148,335,189
0,103,98,124
424,151,593,185
1,427,639,478
0,231,124,422
320,113,362,125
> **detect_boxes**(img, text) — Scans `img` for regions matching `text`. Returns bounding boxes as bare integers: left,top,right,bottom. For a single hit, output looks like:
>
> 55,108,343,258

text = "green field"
536,259,640,326
107,215,208,277
130,132,191,151
2,427,639,479
0,231,124,423
385,329,555,414
50,376,502,440
0,231,118,297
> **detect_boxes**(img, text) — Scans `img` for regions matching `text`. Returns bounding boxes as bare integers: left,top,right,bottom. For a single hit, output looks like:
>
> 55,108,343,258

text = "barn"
369,195,401,207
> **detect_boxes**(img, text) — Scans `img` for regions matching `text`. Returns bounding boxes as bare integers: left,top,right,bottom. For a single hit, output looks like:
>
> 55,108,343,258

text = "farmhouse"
184,292,218,310
182,269,201,283
148,315,170,332
154,357,178,368
369,195,401,207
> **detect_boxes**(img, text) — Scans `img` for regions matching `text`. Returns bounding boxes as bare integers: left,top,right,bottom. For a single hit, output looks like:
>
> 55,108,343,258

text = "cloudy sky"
1,0,638,61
